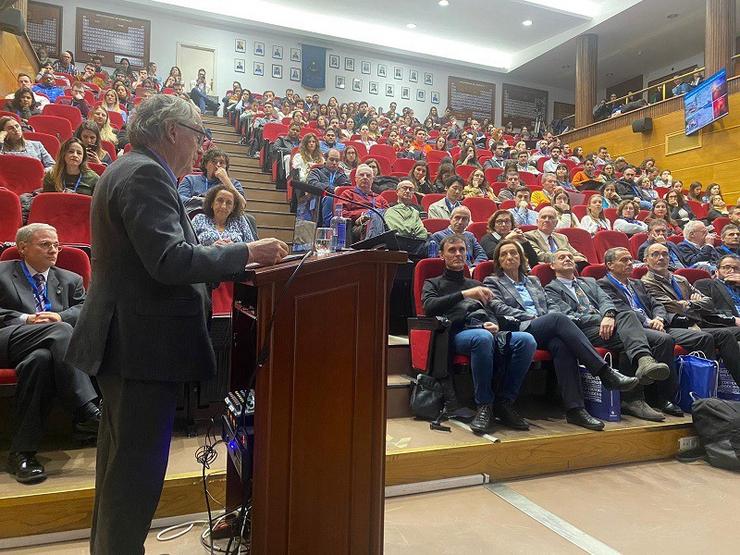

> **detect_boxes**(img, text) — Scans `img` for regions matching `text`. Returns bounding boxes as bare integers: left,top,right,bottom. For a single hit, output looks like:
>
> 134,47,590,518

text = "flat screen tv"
684,68,728,135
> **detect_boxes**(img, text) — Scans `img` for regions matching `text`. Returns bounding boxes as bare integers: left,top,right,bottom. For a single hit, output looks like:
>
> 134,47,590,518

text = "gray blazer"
483,272,548,330
545,276,614,328
0,260,85,353
65,149,250,382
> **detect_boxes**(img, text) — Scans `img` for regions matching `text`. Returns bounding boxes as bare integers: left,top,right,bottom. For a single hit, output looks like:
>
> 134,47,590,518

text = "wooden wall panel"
0,31,38,98
563,82,740,203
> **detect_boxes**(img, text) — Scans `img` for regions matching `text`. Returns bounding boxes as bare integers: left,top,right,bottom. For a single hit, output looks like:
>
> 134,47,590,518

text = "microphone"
292,180,389,230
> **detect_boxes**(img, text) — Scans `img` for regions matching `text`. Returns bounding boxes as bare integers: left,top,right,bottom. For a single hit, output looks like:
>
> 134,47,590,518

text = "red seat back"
107,110,124,130
629,232,648,258
0,246,91,288
603,208,618,224
593,230,630,263
0,187,22,242
559,227,599,264
518,172,539,187
426,150,449,164
88,162,107,175
686,200,708,220
422,218,449,234
572,204,587,221
24,131,60,158
530,263,555,286
27,192,92,245
484,168,503,183
581,264,607,280
391,158,415,174
0,111,21,122
380,189,397,205
421,193,445,212
712,216,731,236
0,155,45,194
344,141,367,158
471,260,495,282
467,222,488,241
631,265,648,279
369,143,396,161
456,164,477,182
211,281,234,316
362,154,392,176
28,115,74,142
413,258,445,315
462,197,497,222
101,140,117,161
42,103,82,130
667,234,684,244
675,268,712,285
262,123,289,143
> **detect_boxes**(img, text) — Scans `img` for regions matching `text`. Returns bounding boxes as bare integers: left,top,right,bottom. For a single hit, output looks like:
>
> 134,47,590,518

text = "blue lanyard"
20,262,51,312
722,281,740,305
606,273,646,312
68,173,82,193
670,276,684,300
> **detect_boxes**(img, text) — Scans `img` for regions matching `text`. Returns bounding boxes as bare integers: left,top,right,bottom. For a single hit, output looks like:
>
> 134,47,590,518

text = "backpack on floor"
691,397,740,472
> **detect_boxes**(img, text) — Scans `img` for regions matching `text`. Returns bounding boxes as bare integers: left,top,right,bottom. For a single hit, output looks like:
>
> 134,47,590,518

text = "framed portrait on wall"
272,45,283,60
290,48,301,62
290,67,301,82
377,64,387,78
253,62,264,76
352,77,362,92
360,61,371,74
235,39,246,53
409,69,418,83
424,72,433,86
335,75,346,89
393,67,402,80
272,64,283,79
234,58,245,73
416,89,425,102
254,41,265,56
386,84,394,97
431,91,440,104
345,57,355,72
369,81,378,95
329,54,340,69
401,86,410,100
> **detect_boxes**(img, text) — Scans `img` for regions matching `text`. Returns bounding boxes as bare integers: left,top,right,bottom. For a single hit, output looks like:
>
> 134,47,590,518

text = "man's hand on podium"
246,238,290,266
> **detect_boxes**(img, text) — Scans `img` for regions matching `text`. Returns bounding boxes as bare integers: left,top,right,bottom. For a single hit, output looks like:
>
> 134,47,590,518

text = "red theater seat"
27,193,91,246
24,131,60,158
0,155,45,195
0,187,22,242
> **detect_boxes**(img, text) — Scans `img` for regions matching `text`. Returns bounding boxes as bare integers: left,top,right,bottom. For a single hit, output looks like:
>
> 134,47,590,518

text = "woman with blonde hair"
291,132,324,181
42,137,99,195
88,106,118,146
101,88,127,122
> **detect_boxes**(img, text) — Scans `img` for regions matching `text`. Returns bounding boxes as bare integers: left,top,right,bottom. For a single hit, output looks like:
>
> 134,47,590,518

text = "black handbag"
409,373,445,421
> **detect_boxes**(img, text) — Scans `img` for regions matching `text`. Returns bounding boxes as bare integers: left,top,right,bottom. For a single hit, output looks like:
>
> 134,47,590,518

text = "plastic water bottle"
330,204,347,252
427,239,439,258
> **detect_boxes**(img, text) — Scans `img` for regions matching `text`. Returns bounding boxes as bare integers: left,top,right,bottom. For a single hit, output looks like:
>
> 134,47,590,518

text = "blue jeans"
453,329,536,405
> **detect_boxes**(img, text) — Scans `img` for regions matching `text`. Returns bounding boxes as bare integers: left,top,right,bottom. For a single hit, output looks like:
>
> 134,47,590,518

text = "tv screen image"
684,68,728,135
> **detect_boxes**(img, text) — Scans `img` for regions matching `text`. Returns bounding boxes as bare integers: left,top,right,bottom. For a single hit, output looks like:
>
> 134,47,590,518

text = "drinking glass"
314,227,333,257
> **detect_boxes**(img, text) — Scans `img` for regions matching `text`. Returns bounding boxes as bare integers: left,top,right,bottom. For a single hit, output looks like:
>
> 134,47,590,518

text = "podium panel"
228,251,405,555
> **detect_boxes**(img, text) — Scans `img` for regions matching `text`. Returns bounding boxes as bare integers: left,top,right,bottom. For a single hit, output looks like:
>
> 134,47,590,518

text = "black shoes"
598,366,639,392
566,408,605,431
73,407,101,441
470,404,493,434
7,452,46,484
655,400,684,417
493,400,529,431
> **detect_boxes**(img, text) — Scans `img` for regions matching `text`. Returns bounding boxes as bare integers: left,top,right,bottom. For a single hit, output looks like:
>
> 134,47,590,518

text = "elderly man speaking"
65,94,288,554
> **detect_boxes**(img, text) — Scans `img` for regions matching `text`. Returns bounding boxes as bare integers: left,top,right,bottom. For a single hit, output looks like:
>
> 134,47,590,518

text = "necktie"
33,273,46,312
572,280,595,315
548,235,557,253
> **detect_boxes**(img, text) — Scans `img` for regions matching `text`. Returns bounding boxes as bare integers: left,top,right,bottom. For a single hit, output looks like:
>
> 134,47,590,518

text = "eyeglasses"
177,122,207,143
719,265,740,272
34,241,62,251
647,251,669,258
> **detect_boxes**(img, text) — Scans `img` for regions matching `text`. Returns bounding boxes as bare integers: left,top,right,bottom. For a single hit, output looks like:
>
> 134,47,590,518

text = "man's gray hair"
356,163,373,175
541,172,556,182
450,205,472,219
683,220,705,239
127,94,200,149
16,223,56,244
603,246,630,265
721,224,739,239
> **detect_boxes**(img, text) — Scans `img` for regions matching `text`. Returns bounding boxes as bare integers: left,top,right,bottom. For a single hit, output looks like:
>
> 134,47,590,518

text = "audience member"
5,87,41,124
42,137,99,195
88,106,119,147
483,239,637,430
553,191,580,229
462,168,497,200
52,50,77,75
305,148,350,223
525,207,588,267
1,224,100,483
340,163,389,240
101,89,127,123
483,142,507,170
665,190,695,228
613,200,648,236
340,145,359,174
427,175,464,219
480,210,539,266
291,133,324,181
579,194,611,234
706,194,729,223
408,160,432,194
530,173,557,207
319,128,344,154
675,220,721,272
647,199,682,235
31,71,65,103
190,68,219,114
717,224,740,256
178,148,245,207
430,162,455,193
542,145,562,173
421,235,537,433
4,74,49,107
509,188,538,226
0,116,54,167
637,220,684,269
384,180,427,242
68,81,90,118
497,170,522,201
572,157,604,190
695,255,740,318
191,183,257,246
686,181,704,203
430,206,487,266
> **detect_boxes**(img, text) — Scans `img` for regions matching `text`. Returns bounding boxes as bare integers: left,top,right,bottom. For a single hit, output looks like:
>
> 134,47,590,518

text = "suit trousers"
581,312,677,402
1,322,96,452
524,313,609,410
701,327,740,386
91,373,179,555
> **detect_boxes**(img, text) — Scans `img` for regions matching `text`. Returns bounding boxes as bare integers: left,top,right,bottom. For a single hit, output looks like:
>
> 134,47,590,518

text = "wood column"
705,0,736,77
575,34,598,128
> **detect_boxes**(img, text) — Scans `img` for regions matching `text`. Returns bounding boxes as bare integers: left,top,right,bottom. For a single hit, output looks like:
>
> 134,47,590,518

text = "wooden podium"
226,250,406,554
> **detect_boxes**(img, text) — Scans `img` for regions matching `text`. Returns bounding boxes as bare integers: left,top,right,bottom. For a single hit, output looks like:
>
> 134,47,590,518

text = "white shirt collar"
23,261,50,281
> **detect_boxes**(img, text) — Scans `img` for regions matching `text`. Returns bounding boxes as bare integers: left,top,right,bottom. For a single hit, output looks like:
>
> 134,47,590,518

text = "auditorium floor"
5,459,738,554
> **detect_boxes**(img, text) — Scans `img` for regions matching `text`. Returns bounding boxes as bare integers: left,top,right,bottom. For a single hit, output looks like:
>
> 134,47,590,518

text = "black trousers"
687,326,740,386
524,313,609,410
0,322,97,453
582,311,678,402
91,373,178,555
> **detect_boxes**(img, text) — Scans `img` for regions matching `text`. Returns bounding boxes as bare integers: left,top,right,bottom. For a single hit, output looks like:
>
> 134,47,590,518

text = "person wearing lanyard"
42,137,100,195
695,254,740,319
307,148,350,225
1,223,100,484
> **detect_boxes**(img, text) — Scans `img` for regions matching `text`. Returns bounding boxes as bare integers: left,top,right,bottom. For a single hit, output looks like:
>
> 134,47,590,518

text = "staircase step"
257,226,294,242
387,374,413,418
252,211,295,228
219,142,250,156
211,131,240,143
229,158,263,170
244,188,288,202
248,199,291,212
232,170,273,184
389,343,411,376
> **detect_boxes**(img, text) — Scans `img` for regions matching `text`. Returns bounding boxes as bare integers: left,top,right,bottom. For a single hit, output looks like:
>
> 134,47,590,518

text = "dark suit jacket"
65,148,250,382
675,240,721,267
695,278,739,317
598,275,676,326
483,272,547,330
0,260,85,353
544,276,613,327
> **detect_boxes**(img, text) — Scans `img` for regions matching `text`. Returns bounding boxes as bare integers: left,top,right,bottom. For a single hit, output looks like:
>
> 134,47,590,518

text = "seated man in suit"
524,206,588,270
695,255,740,319
427,175,463,220
307,148,350,225
483,239,638,431
545,250,674,421
717,224,740,256
431,206,487,267
675,220,721,272
642,242,740,387
0,224,100,484
422,234,537,433
637,220,685,269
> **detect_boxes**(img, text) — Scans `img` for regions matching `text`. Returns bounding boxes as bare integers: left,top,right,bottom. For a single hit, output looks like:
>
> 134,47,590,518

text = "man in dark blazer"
1,223,99,483
695,254,740,318
65,95,288,554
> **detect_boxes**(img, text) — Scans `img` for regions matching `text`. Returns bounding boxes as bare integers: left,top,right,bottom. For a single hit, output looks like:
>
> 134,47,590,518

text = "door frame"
176,42,218,91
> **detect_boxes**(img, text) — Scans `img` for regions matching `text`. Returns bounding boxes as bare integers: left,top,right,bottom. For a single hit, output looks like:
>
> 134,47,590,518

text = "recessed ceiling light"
561,64,571,69
406,23,417,29
606,72,614,77
438,0,449,6
522,19,533,26
667,13,679,19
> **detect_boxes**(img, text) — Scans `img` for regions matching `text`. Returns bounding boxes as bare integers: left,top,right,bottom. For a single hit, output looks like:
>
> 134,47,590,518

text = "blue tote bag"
580,353,620,422
675,351,719,413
